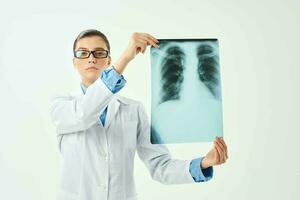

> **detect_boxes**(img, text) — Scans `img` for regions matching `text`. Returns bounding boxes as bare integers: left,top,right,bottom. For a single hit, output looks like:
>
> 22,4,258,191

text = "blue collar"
80,83,88,94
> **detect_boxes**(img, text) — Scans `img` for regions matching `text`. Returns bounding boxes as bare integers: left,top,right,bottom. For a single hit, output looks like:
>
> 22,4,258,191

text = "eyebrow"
77,47,107,51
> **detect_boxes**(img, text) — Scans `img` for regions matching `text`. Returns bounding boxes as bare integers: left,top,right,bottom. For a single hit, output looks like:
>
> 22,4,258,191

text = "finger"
217,140,228,161
215,141,225,163
216,138,227,157
214,141,223,163
137,42,147,53
216,139,225,155
144,33,159,43
136,39,147,46
139,35,159,48
140,46,146,54
218,137,227,151
136,46,145,54
136,41,147,53
136,39,153,53
136,39,148,48
217,137,226,150
216,140,228,161
214,145,222,164
218,137,228,159
145,37,159,48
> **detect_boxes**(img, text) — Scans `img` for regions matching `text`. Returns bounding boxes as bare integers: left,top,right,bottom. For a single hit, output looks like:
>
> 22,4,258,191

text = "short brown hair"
73,29,110,53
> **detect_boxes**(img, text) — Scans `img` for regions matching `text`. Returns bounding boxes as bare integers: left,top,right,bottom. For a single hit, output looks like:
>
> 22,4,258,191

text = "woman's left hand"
201,137,228,169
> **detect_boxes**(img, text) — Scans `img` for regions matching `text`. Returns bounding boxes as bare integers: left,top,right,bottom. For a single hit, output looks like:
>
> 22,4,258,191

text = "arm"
136,102,196,184
50,77,113,134
50,67,126,135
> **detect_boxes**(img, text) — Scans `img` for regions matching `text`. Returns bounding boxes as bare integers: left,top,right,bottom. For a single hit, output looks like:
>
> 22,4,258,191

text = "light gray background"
0,0,299,199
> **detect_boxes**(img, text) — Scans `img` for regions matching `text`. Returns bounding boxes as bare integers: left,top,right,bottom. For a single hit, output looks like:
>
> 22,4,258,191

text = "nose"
88,53,97,64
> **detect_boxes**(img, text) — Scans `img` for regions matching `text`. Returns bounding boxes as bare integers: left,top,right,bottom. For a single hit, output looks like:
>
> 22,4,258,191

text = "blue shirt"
80,65,213,183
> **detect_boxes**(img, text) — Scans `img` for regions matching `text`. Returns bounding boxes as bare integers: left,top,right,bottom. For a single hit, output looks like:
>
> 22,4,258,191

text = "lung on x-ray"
150,39,223,144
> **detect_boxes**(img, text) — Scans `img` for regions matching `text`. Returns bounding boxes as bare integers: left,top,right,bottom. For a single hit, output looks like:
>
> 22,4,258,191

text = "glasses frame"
74,49,110,59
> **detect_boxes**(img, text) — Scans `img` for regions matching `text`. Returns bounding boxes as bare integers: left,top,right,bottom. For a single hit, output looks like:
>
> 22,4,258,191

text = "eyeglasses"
74,49,110,59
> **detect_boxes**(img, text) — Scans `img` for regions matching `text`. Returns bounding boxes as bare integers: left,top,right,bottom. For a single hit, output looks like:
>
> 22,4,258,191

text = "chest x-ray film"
150,39,223,144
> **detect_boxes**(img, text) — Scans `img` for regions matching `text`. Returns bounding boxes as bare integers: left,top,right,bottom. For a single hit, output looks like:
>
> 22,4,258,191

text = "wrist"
120,52,133,63
200,157,210,169
113,54,131,74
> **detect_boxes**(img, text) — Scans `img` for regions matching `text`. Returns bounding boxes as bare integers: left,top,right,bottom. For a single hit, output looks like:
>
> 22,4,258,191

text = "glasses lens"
75,50,89,58
93,50,108,58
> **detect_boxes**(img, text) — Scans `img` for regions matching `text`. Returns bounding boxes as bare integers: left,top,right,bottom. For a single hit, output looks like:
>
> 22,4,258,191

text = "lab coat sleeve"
50,77,114,134
136,103,196,184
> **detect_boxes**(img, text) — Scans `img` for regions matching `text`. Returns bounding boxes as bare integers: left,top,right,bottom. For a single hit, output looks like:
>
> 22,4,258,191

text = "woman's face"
73,36,111,86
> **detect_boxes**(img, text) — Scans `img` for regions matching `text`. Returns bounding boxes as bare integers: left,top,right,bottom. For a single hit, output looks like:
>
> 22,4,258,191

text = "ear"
107,56,111,66
72,57,77,68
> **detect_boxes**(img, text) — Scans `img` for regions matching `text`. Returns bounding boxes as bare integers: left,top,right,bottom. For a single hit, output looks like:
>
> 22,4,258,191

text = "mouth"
86,66,99,71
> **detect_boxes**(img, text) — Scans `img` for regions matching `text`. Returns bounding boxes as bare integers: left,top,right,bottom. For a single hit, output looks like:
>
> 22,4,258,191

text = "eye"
75,50,89,58
93,50,107,57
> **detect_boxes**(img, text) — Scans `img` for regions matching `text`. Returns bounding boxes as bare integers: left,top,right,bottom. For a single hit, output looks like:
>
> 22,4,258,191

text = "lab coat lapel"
105,96,120,129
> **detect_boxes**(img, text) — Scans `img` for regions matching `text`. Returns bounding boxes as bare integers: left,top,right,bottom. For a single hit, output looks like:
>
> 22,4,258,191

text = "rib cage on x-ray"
158,40,220,105
160,46,185,104
197,42,221,99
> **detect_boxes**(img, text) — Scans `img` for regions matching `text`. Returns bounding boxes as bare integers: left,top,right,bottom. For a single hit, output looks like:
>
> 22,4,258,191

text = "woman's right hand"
113,32,159,74
123,32,160,61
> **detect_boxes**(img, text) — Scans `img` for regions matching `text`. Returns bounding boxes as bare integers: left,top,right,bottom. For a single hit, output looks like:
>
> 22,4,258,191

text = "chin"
84,73,100,82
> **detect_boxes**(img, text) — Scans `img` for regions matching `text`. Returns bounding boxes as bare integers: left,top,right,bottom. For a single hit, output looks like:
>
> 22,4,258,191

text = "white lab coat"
50,77,196,200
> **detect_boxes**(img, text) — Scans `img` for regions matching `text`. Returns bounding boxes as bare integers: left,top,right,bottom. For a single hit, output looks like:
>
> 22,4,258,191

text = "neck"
81,77,97,87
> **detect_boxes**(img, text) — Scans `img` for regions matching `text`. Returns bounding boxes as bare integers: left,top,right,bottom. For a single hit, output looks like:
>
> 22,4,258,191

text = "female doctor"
50,29,228,200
